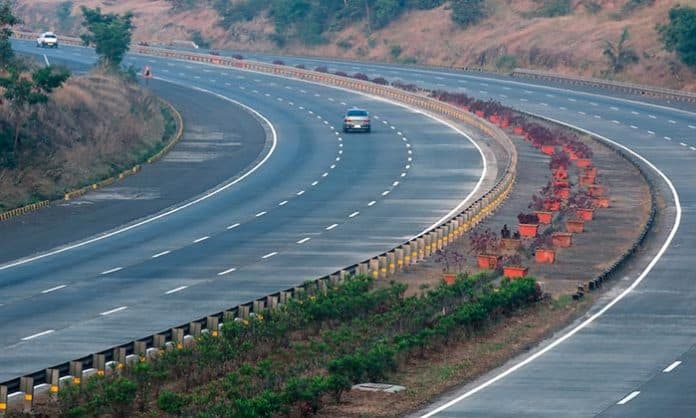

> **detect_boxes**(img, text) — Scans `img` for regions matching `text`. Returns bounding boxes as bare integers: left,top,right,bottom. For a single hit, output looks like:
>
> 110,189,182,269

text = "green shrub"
451,0,487,28
158,390,188,415
495,54,518,72
531,0,572,18
658,5,696,67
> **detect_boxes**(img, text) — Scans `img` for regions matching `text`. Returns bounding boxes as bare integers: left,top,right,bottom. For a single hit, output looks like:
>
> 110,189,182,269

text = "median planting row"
26,274,540,417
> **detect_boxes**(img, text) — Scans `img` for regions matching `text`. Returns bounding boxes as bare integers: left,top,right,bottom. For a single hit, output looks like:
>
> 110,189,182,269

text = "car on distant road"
343,108,371,133
36,32,58,48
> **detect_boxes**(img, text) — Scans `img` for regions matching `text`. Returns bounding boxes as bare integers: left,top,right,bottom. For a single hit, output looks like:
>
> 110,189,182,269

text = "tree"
0,66,70,154
450,0,487,29
80,6,134,68
0,1,21,69
657,5,696,67
602,27,639,75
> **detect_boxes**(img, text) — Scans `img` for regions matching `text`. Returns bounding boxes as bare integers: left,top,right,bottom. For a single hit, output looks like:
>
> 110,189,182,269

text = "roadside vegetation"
0,4,174,212
31,273,541,417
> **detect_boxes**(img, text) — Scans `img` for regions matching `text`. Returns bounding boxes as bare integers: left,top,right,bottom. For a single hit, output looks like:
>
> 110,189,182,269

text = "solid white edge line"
165,286,188,295
420,115,681,417
663,360,682,373
41,285,66,294
21,330,55,341
0,83,278,272
617,391,641,405
100,306,128,316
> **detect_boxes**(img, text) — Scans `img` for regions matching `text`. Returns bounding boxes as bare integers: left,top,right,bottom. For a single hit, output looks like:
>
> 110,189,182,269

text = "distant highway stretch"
7,41,696,418
0,41,487,382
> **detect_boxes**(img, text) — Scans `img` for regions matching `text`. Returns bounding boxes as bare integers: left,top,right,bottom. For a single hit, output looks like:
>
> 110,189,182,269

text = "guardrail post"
402,244,412,267
387,252,396,275
378,255,388,278
172,328,184,349
153,334,166,350
395,248,404,271
417,238,425,261
69,361,82,385
134,341,147,361
358,262,369,275
46,369,59,399
252,300,265,313
93,354,106,376
369,259,379,279
340,270,350,280
238,305,250,319
20,376,33,413
113,348,126,372
189,322,202,338
424,234,433,258
266,295,278,310
0,385,6,416
279,291,291,305
206,316,219,337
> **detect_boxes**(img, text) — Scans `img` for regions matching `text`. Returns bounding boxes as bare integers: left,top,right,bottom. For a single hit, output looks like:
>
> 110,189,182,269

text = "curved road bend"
0,42,489,382
145,43,696,417
230,42,696,418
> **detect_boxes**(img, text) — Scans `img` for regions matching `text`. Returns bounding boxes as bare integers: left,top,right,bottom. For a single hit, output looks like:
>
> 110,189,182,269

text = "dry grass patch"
0,71,171,211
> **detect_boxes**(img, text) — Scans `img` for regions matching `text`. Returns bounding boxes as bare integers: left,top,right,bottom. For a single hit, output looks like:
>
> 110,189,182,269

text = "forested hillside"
15,0,696,90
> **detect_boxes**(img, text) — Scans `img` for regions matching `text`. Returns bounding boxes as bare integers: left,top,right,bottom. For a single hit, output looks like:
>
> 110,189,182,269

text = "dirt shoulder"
319,120,653,417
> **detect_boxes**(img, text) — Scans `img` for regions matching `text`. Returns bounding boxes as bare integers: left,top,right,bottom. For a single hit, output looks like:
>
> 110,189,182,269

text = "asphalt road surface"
7,41,696,418
0,41,486,382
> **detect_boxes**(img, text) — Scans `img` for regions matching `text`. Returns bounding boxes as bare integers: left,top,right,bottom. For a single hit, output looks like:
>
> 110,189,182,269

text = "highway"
6,40,696,418
0,41,490,382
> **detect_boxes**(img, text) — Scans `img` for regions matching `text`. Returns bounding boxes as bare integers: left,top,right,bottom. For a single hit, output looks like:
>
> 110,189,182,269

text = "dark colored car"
343,108,371,133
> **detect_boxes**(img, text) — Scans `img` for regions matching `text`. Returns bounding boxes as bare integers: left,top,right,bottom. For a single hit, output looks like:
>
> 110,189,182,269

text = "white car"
36,32,58,48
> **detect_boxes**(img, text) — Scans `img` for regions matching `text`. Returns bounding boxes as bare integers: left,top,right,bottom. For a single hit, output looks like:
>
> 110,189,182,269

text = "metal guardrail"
0,37,519,404
512,68,696,104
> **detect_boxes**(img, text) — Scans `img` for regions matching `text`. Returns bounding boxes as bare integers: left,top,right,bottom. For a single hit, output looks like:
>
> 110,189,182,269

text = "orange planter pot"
535,211,554,225
475,110,484,117
501,238,522,251
541,145,556,155
535,248,556,264
555,187,570,199
462,105,470,112
577,208,595,221
568,151,579,161
519,223,539,238
500,119,510,129
579,174,595,186
566,219,585,233
477,254,501,270
552,232,572,248
554,180,569,188
503,266,529,279
443,273,457,285
489,115,499,124
544,200,561,211
593,197,610,208
588,184,605,197
513,126,523,135
576,158,592,168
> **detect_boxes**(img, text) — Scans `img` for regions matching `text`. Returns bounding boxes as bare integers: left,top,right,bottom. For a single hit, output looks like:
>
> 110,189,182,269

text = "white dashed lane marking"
100,306,128,316
165,286,188,295
297,237,311,244
21,330,55,341
152,251,171,259
101,267,123,275
217,267,237,276
664,361,682,373
193,236,209,243
41,285,66,294
227,223,240,230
